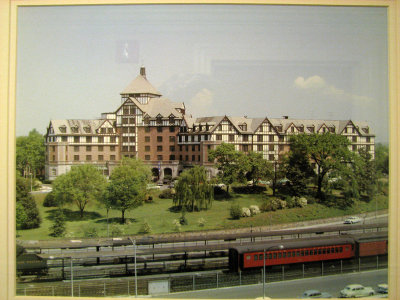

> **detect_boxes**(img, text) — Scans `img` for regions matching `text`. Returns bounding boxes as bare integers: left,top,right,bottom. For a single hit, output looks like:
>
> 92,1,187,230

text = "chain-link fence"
16,255,387,297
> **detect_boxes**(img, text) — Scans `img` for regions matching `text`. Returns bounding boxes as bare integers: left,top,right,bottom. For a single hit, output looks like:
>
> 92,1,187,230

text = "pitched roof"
121,73,161,96
130,97,185,118
49,119,105,135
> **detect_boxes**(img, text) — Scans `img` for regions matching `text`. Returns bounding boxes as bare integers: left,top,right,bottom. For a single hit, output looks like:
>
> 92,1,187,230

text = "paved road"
160,269,388,299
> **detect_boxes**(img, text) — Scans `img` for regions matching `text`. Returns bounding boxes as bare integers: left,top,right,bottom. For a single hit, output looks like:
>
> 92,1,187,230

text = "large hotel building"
45,68,375,181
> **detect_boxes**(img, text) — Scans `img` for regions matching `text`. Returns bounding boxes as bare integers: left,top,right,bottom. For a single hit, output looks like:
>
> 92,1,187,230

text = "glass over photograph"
15,4,389,298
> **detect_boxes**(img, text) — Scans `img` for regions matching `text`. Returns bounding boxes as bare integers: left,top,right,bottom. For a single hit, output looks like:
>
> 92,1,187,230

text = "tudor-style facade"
45,67,375,181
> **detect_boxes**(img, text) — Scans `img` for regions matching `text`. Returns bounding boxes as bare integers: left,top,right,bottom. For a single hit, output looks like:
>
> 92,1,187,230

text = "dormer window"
156,115,162,125
307,126,315,133
71,126,79,133
239,123,247,131
83,126,91,133
169,115,175,125
59,126,66,133
144,116,150,125
362,127,369,134
276,125,283,132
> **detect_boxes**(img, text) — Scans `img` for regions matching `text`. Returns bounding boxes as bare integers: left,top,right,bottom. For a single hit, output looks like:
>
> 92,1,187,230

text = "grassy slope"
16,189,388,240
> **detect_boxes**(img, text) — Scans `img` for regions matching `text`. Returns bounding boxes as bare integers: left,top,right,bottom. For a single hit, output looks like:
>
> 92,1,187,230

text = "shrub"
197,217,206,227
278,200,287,209
43,192,58,207
159,188,175,199
111,224,124,237
230,202,242,219
241,207,251,217
179,207,188,225
260,198,281,212
173,219,181,232
82,225,99,238
232,185,267,194
49,209,66,237
297,197,308,208
284,195,296,208
139,220,152,234
249,205,260,216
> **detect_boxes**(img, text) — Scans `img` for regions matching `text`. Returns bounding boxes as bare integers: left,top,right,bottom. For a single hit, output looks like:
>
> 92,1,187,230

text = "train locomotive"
228,232,387,272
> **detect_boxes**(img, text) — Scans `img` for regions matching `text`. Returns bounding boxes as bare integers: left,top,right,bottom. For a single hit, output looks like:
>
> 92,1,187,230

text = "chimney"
283,116,289,119
140,67,146,78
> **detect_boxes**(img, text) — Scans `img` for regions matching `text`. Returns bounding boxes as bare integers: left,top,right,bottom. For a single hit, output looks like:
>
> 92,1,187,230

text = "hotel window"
122,118,128,124
122,146,128,152
169,136,175,142
279,136,284,142
198,155,201,161
179,155,183,160
86,146,91,152
169,116,175,125
243,145,248,152
157,155,163,160
192,155,195,161
98,136,104,143
74,155,79,161
169,126,175,132
269,145,274,151
170,146,175,151
123,107,129,115
269,135,274,142
110,137,116,143
62,136,67,142
185,155,189,161
243,135,248,142
98,146,103,151
157,136,163,142
366,137,371,142
122,127,129,133
229,135,234,142
279,145,284,151
100,128,106,133
74,136,80,143
52,155,55,161
352,145,357,151
110,146,115,151
74,146,79,152
257,145,263,151
107,128,114,133
129,137,136,143
257,135,263,142
217,125,222,131
83,127,90,133
170,155,175,160
145,155,150,161
228,125,233,131
269,154,274,161
145,146,150,152
352,136,357,142
131,146,136,152
59,126,66,133
110,155,116,161
52,146,56,151
86,136,92,143
145,127,150,132
145,136,150,142
98,155,104,161
156,116,162,125
179,145,182,151
71,127,79,133
192,145,196,151
123,137,129,143
366,145,371,151
157,146,163,152
157,127,163,133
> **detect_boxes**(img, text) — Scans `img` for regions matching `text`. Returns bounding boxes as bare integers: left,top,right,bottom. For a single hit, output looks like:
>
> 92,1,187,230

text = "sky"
16,5,388,143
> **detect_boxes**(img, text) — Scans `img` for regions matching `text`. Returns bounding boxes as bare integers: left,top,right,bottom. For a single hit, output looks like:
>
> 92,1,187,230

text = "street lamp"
263,245,284,299
128,237,138,297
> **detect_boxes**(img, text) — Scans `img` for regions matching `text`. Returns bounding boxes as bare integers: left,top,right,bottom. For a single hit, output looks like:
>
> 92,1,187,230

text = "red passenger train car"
228,232,387,272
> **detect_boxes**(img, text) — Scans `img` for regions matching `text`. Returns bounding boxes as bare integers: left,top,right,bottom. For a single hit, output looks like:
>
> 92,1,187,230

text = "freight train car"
16,244,48,276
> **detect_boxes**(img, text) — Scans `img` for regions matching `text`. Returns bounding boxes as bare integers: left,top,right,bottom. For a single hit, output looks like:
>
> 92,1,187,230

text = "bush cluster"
230,202,242,219
159,188,175,199
232,185,266,194
43,192,58,207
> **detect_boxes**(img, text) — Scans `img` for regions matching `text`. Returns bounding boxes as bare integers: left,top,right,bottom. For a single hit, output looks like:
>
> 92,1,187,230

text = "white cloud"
294,75,372,103
188,88,214,117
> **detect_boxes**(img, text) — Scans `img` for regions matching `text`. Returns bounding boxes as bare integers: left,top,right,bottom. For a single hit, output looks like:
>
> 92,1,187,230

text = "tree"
354,147,378,201
289,133,352,199
16,129,45,179
245,151,274,185
52,165,108,218
208,143,248,194
374,143,389,175
174,165,214,211
106,158,151,224
16,175,41,229
49,208,66,237
283,141,315,196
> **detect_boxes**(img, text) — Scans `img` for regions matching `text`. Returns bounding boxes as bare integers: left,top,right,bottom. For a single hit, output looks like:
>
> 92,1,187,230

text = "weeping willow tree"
173,165,214,212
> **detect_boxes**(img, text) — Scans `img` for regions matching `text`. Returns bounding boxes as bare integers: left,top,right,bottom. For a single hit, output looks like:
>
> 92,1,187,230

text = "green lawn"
16,187,388,240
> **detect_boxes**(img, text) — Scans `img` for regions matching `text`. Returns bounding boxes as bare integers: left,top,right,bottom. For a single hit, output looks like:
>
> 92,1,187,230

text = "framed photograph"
2,0,399,299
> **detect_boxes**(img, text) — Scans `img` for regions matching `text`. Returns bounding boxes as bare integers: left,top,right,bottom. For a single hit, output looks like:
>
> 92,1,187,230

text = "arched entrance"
151,168,159,182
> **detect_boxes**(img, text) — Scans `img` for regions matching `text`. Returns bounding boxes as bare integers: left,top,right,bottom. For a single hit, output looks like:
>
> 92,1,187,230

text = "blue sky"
16,5,388,143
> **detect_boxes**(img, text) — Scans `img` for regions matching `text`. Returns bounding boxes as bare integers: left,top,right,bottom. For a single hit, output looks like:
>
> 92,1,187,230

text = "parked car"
376,283,388,294
300,290,332,298
344,216,362,224
340,284,374,298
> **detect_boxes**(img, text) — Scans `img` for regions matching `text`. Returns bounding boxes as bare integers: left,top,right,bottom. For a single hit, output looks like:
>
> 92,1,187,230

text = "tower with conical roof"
120,67,161,104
